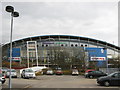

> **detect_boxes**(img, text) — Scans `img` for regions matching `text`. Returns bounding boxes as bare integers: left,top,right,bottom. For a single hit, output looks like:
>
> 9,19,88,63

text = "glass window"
25,69,33,72
71,44,74,47
75,44,78,47
81,44,83,47
61,44,64,46
0,73,2,77
96,71,103,74
85,45,87,47
113,73,119,77
7,69,16,72
118,73,120,78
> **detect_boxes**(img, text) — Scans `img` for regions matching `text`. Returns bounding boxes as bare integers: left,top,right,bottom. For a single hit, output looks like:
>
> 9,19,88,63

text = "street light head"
6,6,14,13
12,11,19,17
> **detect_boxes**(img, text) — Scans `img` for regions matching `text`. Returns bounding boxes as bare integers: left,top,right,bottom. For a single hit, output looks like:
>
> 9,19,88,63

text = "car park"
86,70,107,79
72,69,79,75
6,69,17,78
85,69,95,78
46,69,54,75
21,68,36,79
97,72,120,87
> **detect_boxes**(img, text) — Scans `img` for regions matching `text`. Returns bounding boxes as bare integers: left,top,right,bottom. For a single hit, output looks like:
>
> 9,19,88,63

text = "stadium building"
2,35,120,69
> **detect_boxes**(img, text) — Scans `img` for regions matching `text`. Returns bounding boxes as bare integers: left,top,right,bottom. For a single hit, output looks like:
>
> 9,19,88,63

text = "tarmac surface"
2,75,120,89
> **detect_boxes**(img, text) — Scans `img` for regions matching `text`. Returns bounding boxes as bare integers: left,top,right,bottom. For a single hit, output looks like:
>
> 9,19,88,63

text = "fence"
99,68,119,74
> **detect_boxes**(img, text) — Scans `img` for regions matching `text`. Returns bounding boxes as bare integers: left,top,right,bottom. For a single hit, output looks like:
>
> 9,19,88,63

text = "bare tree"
48,46,86,70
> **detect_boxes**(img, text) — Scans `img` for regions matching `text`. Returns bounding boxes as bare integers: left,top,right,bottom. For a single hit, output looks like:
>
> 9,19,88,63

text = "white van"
21,68,36,79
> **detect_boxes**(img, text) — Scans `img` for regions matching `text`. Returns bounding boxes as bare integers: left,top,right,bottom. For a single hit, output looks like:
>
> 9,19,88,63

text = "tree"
48,46,86,70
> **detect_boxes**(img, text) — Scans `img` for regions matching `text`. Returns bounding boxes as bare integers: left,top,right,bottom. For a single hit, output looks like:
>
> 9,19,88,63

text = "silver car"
72,69,79,75
0,73,6,84
6,69,17,78
46,69,54,75
21,68,36,79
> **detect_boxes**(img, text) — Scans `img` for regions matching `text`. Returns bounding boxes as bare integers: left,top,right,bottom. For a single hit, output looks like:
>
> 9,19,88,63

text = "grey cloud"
2,2,118,45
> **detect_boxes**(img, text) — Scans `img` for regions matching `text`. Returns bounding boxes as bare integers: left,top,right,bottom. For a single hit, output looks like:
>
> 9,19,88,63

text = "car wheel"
23,75,26,79
104,81,110,87
21,75,23,78
89,75,93,79
2,81,5,84
85,75,87,78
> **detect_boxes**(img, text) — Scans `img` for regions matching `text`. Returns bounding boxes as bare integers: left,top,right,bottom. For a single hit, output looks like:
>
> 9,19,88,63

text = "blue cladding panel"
8,48,21,57
85,47,107,61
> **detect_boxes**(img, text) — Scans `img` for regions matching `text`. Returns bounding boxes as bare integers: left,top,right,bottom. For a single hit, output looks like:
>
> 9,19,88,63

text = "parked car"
21,68,36,79
0,69,2,89
97,72,120,87
2,67,8,73
0,74,6,84
85,69,95,78
55,68,63,75
46,69,54,75
72,69,79,75
0,80,2,90
0,68,6,84
87,70,107,79
6,69,17,78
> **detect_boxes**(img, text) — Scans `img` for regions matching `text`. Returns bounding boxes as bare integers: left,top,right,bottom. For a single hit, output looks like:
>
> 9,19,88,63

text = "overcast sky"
1,0,119,46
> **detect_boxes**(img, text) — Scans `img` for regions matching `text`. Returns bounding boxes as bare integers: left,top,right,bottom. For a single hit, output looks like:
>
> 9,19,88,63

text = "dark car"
87,71,107,79
85,69,95,78
97,72,120,87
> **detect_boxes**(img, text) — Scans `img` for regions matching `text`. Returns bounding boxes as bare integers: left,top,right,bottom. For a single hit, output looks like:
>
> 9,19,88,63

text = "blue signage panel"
85,47,107,67
85,47,107,61
8,48,21,62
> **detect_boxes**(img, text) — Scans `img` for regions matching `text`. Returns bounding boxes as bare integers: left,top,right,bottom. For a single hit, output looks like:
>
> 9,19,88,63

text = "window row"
40,44,88,47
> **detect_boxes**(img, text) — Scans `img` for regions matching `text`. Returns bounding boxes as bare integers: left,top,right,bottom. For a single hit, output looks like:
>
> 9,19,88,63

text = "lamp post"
5,6,19,88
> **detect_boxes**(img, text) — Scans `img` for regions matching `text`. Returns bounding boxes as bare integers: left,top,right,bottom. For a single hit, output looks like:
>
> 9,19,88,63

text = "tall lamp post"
5,6,19,88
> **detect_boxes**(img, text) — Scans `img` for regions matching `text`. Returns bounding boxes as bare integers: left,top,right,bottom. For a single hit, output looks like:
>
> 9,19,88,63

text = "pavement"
2,75,120,89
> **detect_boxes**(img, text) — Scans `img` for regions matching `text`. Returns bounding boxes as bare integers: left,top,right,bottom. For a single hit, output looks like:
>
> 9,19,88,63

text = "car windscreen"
48,70,52,71
108,72,118,77
95,71,103,74
72,69,78,72
25,69,33,72
57,70,62,72
7,69,16,72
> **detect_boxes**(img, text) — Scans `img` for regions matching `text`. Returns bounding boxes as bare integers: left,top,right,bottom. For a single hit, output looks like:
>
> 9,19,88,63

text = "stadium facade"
2,35,120,69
